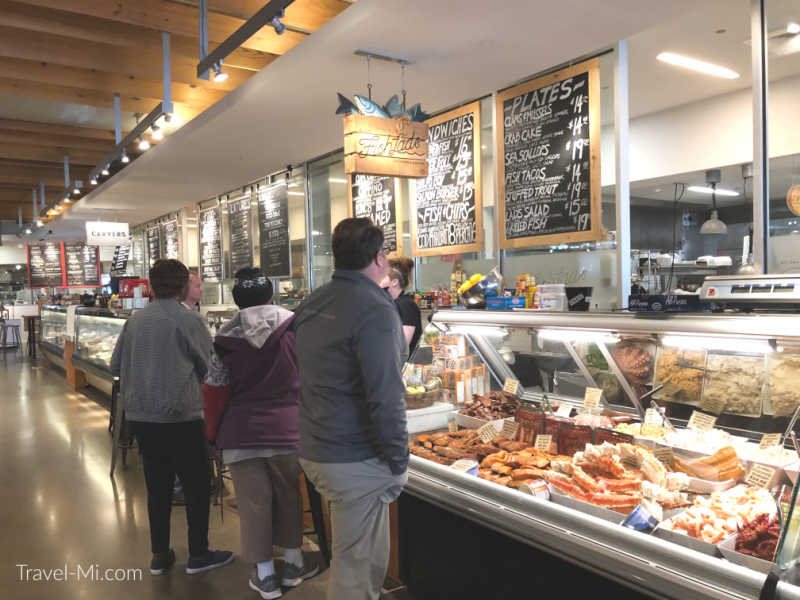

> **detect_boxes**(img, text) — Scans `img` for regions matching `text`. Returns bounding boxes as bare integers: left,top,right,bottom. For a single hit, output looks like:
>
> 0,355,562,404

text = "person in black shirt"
382,258,422,355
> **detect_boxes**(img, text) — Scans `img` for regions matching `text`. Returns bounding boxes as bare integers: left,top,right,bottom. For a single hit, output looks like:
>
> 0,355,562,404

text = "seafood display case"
402,309,800,600
72,308,127,393
39,305,67,363
200,304,237,336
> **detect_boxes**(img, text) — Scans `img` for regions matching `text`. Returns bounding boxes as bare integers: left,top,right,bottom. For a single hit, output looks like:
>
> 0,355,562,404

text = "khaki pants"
300,458,407,600
228,454,303,563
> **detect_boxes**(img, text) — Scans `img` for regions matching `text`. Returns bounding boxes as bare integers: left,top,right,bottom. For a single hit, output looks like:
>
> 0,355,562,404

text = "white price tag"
477,423,498,444
503,378,521,395
653,446,675,468
448,421,459,433
583,387,602,408
644,408,661,426
534,434,553,452
687,410,717,431
555,404,573,418
501,420,519,440
760,433,782,450
745,464,776,489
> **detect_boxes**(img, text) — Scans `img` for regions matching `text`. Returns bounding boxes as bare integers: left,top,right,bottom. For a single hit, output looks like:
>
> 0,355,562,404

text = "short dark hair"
332,218,384,270
232,267,273,309
149,259,189,299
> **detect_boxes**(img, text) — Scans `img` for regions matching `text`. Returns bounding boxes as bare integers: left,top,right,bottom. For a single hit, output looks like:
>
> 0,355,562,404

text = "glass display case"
403,309,800,599
200,304,237,336
40,305,67,358
72,307,127,378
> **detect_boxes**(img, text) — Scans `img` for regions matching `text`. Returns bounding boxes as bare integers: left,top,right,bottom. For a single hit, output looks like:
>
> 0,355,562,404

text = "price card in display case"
687,411,717,431
583,387,602,408
477,423,498,444
653,446,675,469
534,435,552,452
644,408,661,426
448,421,459,433
556,403,573,418
745,464,776,489
501,420,519,440
503,378,521,396
760,433,782,450
700,394,727,416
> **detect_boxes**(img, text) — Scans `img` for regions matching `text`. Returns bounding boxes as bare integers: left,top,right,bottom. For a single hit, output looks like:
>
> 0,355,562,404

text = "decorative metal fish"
335,92,360,115
353,94,391,118
383,94,404,118
404,103,429,122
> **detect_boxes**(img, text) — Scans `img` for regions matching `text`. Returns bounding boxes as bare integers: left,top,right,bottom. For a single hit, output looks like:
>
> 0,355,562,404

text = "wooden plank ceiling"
0,0,351,222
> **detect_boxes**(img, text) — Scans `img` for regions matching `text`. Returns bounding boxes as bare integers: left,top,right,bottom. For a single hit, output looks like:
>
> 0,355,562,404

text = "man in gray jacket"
295,218,408,600
111,259,232,576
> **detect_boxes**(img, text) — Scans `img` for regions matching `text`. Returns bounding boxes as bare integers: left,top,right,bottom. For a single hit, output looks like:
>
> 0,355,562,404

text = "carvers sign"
343,114,429,178
86,221,130,246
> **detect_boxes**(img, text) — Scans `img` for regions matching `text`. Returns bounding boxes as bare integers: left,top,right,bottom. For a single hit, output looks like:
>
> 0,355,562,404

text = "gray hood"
217,304,294,349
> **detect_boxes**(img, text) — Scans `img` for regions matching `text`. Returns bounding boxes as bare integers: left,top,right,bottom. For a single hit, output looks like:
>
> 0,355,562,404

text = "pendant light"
700,169,728,235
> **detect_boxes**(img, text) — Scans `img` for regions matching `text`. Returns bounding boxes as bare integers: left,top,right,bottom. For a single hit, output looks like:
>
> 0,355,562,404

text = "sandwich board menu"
199,205,223,282
27,242,64,288
257,181,291,278
413,101,483,257
497,58,602,248
348,174,402,256
63,242,100,287
228,191,254,275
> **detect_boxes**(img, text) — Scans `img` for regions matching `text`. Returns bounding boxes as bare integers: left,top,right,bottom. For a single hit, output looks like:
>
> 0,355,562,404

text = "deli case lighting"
537,328,620,345
448,325,509,339
661,334,774,354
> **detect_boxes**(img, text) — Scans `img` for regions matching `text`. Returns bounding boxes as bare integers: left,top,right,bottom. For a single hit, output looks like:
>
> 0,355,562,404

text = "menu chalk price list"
111,244,130,275
199,206,223,283
146,226,161,268
27,242,65,288
414,102,482,257
350,174,399,255
228,193,254,275
162,220,180,260
257,182,291,278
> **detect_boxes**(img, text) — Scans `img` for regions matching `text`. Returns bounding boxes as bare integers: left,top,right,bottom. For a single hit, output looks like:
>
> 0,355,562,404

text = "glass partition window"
74,313,125,370
40,308,67,348
308,152,346,287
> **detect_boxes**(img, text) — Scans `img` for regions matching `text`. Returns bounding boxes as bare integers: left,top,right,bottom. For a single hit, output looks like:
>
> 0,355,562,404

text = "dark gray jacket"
111,299,212,423
294,269,409,474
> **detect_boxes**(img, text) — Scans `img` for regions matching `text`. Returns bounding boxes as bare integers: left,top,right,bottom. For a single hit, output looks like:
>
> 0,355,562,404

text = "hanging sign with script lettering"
496,58,603,249
343,114,429,178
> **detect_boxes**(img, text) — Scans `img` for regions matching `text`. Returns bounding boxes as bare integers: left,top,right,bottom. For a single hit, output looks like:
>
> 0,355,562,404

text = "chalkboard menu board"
64,242,100,287
199,205,222,283
497,59,602,248
131,232,145,277
413,101,483,257
111,244,130,275
348,174,402,256
27,242,64,288
146,225,161,268
257,182,290,278
162,219,180,259
228,192,253,275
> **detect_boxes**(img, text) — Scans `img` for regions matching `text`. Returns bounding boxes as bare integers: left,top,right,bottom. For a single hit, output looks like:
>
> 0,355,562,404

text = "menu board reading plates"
27,242,64,287
497,58,602,248
64,242,100,287
199,206,222,283
349,174,401,255
228,192,253,275
257,181,291,278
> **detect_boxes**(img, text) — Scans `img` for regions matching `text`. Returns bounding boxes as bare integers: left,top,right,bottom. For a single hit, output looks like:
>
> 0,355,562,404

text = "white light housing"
121,152,130,163
687,185,739,197
23,228,31,235
151,125,163,140
90,178,97,186
212,62,228,83
55,203,62,211
36,220,43,228
700,209,728,235
662,334,772,354
448,325,509,339
101,165,110,176
538,329,620,345
788,22,800,34
656,52,739,79
72,187,79,195
328,178,347,184
138,138,150,151
288,191,305,197
15,264,22,270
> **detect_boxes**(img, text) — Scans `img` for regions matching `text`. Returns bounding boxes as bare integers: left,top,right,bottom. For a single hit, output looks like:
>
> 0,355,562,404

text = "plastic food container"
718,535,774,574
406,402,454,434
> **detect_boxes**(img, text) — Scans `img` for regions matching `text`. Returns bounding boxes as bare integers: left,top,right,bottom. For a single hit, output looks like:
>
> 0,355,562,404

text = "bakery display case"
72,308,126,388
402,309,800,600
39,305,67,362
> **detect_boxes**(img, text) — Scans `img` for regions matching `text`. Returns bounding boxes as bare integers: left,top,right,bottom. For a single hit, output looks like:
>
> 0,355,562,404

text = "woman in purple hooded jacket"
203,268,318,599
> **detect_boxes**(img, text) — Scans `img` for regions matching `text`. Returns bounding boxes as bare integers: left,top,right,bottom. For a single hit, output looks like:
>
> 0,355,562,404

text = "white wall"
602,74,800,186
0,238,26,263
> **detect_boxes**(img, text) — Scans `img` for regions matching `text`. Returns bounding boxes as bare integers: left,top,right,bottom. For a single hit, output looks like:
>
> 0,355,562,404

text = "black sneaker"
281,553,320,587
249,566,282,599
185,550,234,574
150,549,176,575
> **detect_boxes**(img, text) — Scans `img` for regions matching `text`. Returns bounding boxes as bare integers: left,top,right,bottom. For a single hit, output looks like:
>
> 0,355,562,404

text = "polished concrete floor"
0,350,410,600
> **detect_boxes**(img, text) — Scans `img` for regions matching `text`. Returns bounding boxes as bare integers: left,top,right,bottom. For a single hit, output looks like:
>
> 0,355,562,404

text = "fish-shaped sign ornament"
337,92,430,178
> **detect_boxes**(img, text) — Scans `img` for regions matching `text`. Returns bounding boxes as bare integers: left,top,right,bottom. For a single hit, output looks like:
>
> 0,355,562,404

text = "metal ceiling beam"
197,0,294,79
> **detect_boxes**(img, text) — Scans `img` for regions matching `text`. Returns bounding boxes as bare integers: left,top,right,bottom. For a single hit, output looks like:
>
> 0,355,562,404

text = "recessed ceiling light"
688,185,739,196
656,52,739,79
788,22,800,34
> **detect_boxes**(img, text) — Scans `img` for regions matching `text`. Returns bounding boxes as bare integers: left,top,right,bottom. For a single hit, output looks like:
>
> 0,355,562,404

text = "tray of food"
459,390,520,421
653,347,706,407
700,353,765,417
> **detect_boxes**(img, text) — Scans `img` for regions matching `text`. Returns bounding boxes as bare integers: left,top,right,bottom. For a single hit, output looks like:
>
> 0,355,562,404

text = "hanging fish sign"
336,92,430,178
